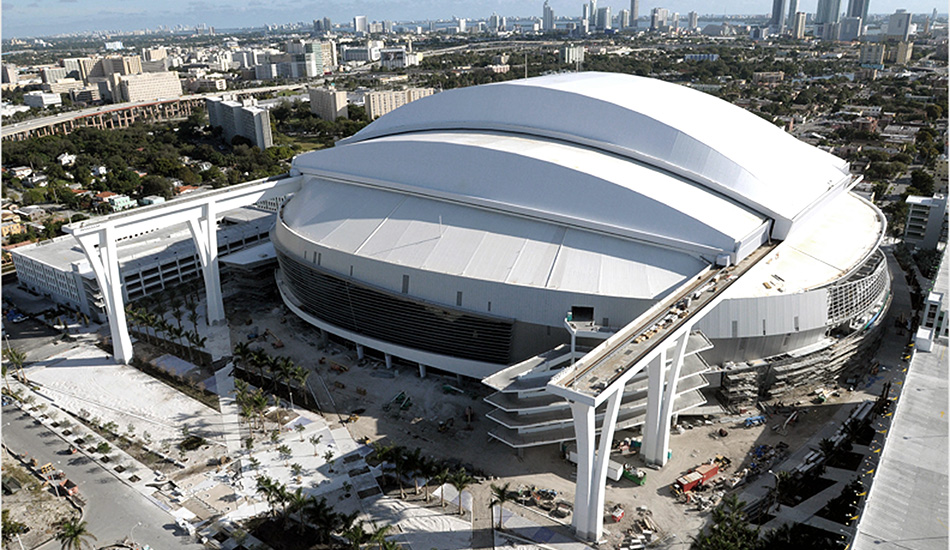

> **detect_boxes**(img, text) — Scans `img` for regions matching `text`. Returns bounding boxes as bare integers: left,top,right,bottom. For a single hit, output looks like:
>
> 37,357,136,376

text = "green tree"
490,482,511,529
450,469,473,516
691,494,759,550
55,518,98,550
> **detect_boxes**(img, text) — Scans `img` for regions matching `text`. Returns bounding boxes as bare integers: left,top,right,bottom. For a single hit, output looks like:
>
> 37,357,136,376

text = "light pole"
129,521,143,548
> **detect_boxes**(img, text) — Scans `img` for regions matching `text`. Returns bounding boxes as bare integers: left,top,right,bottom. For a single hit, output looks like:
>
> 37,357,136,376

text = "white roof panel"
285,177,706,299
342,72,852,234
294,130,767,259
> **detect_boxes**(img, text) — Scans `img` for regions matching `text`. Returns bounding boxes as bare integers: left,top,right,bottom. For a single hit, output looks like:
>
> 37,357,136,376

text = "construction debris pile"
615,506,662,549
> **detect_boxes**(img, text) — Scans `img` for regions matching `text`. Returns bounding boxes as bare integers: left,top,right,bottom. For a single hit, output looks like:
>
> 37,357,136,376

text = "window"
456,291,463,307
402,275,409,294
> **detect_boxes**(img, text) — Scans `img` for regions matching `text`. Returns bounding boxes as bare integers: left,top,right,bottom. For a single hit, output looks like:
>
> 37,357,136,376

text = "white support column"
570,401,595,539
588,388,623,541
641,331,691,466
641,352,666,464
75,227,133,365
356,344,365,361
186,201,225,326
418,363,427,378
385,353,393,369
654,332,690,467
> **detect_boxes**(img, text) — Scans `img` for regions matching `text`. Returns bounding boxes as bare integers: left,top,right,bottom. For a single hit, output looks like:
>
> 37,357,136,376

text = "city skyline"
2,0,945,39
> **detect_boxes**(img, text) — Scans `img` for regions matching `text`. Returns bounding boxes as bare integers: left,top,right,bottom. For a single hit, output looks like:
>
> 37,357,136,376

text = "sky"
1,0,944,39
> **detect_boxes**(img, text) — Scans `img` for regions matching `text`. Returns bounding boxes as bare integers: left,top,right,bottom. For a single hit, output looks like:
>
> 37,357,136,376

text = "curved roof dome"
342,72,853,238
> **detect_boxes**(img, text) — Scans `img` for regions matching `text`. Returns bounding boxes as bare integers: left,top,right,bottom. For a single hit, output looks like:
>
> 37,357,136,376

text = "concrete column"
418,363,427,378
570,401,595,539
186,200,225,326
589,388,624,541
641,352,665,464
654,332,690,466
75,227,133,365
356,344,365,361
385,353,393,369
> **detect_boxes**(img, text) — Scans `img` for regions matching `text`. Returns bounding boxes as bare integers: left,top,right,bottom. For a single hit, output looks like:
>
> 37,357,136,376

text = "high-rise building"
792,11,807,38
353,15,368,34
887,9,912,40
310,87,348,121
630,0,639,26
650,7,669,30
560,44,585,64
787,0,800,26
771,0,789,32
206,96,273,149
596,7,611,30
543,1,555,31
313,17,332,33
365,88,435,120
620,9,631,29
41,67,68,83
894,41,914,65
859,42,886,64
839,17,863,40
115,71,182,103
904,194,948,250
1,63,16,84
489,13,502,32
816,0,841,25
846,0,870,23
688,11,698,30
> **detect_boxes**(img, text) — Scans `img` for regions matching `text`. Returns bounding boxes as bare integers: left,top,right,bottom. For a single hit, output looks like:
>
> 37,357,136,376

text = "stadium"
271,72,889,445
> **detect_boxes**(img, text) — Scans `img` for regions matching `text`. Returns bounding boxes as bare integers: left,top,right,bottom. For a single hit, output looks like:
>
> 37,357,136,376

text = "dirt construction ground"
227,296,878,548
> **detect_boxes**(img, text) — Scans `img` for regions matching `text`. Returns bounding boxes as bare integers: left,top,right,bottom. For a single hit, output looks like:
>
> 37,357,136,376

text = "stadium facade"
272,72,889,444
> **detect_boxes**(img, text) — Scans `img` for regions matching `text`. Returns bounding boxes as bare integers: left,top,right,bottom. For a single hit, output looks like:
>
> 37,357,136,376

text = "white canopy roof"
293,130,768,259
343,72,853,238
281,179,708,299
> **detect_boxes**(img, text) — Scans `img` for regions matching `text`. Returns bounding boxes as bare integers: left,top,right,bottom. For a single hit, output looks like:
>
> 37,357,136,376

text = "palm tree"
251,349,270,387
343,521,371,550
769,471,796,512
2,348,27,383
450,469,473,516
274,356,296,408
286,488,311,533
170,295,183,331
233,341,252,372
186,330,207,365
305,497,336,543
370,522,393,550
433,468,451,509
309,434,323,455
390,447,408,499
293,365,311,405
403,447,424,496
185,297,199,330
55,518,97,550
2,362,11,393
420,457,438,503
490,482,511,530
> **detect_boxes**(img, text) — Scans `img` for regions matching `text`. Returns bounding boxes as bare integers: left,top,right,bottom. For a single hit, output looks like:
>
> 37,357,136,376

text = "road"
2,402,204,550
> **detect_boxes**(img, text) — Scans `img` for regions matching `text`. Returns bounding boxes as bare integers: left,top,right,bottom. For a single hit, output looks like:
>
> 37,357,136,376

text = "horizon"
2,0,946,40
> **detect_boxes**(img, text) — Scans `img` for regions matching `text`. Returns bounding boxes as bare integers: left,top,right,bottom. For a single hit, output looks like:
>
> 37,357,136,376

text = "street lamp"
129,522,143,548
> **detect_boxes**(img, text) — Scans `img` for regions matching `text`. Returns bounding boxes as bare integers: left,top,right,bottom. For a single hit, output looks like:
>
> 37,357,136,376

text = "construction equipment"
330,361,348,373
744,415,766,428
622,464,647,486
264,329,284,348
611,504,625,522
438,418,454,432
60,478,79,496
382,391,406,411
673,462,720,494
400,396,412,410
